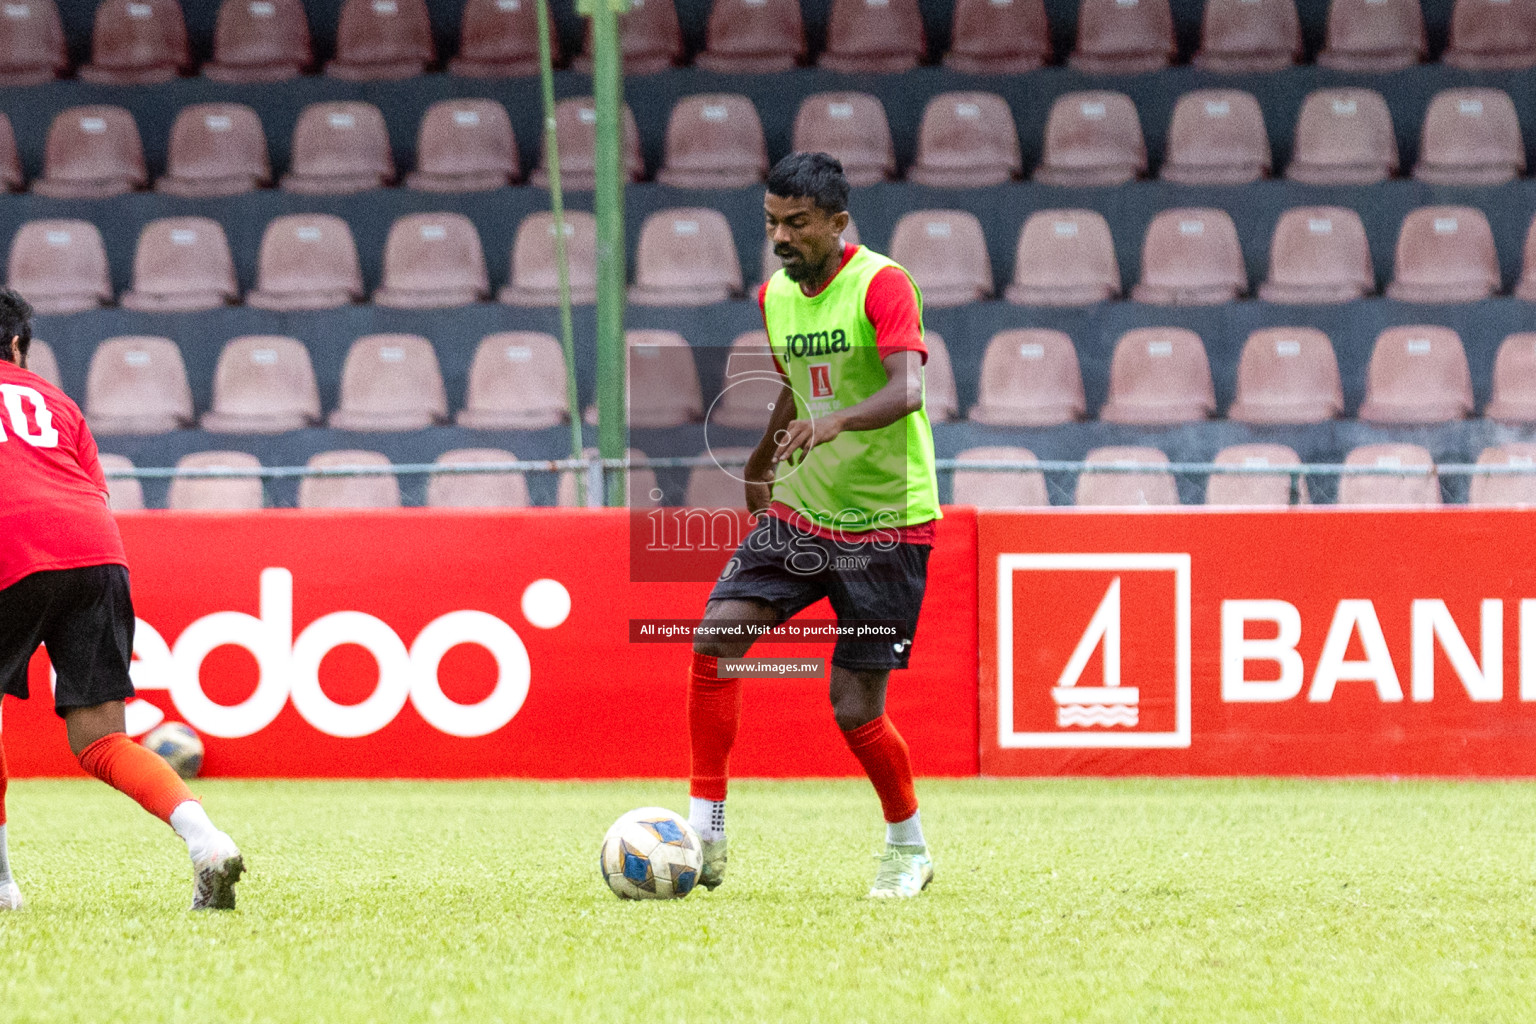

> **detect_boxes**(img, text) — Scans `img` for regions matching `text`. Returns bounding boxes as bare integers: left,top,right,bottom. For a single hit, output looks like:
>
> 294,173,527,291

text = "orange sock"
842,714,919,824
688,653,741,802
0,737,7,826
77,733,194,824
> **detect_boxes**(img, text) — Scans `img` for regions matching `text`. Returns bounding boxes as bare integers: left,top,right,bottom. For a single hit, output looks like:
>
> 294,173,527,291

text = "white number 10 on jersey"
0,383,61,448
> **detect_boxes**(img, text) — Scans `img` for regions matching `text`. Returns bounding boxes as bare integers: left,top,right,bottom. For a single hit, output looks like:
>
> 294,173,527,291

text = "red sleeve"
74,414,109,498
759,282,787,375
865,267,927,364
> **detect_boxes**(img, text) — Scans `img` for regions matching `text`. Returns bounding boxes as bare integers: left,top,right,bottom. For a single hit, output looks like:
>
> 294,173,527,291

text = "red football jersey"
0,360,127,591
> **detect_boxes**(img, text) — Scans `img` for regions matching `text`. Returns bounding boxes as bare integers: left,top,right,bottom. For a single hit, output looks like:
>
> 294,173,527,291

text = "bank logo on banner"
997,553,1191,748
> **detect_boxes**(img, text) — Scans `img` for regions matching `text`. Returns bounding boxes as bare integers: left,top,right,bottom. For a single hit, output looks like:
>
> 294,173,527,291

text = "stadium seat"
944,0,1049,73
34,105,146,198
629,208,742,306
1070,0,1175,73
167,451,265,511
1285,89,1397,185
329,334,449,431
1413,88,1524,186
327,0,434,79
501,210,598,306
759,217,859,287
157,103,270,197
1132,208,1246,306
26,340,61,390
1005,210,1120,306
373,213,490,309
84,336,193,436
457,331,570,429
7,220,112,315
406,99,519,192
791,93,895,186
1516,220,1536,300
610,330,703,427
1100,327,1214,424
246,214,364,311
1443,0,1536,69
1227,326,1343,424
575,0,683,74
657,94,768,189
1206,444,1305,507
530,98,643,189
819,0,926,72
1358,325,1473,424
1258,207,1374,304
80,0,188,84
298,450,401,509
1486,332,1536,422
1468,444,1536,505
121,217,239,313
683,447,753,509
907,92,1022,188
697,0,805,71
1337,444,1439,506
450,0,554,77
557,447,658,508
1194,0,1301,71
1034,91,1146,187
888,210,992,307
280,102,394,194
711,331,781,431
951,447,1049,507
1159,90,1270,185
0,0,67,86
968,329,1085,427
98,453,144,510
1075,447,1179,506
1386,206,1499,303
428,448,531,508
922,330,958,423
201,335,321,434
1318,0,1425,69
204,0,313,82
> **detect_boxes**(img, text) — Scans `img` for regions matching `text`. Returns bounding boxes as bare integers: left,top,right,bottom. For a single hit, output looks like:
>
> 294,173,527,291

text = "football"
142,722,204,780
599,807,703,900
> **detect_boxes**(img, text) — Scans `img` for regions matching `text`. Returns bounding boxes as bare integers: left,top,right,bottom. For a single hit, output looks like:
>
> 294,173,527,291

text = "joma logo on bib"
780,329,849,362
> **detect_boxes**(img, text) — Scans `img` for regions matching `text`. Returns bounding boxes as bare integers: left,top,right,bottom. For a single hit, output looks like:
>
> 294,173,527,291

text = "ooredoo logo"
996,553,1191,749
125,568,571,740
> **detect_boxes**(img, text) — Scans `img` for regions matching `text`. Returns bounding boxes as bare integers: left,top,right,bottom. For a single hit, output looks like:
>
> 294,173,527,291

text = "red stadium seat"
1005,209,1120,306
85,336,193,436
1286,89,1397,185
202,335,321,434
952,447,1049,508
1132,208,1246,306
629,208,742,306
298,451,401,509
406,99,519,193
1413,88,1524,186
1206,444,1305,507
1487,332,1536,422
1358,325,1473,424
590,331,702,428
374,213,490,310
1195,0,1301,71
944,0,1049,73
80,0,189,85
1516,217,1536,300
0,0,68,86
158,103,271,198
329,334,449,432
1338,444,1439,506
451,0,556,77
907,92,1022,188
1443,0,1536,69
1259,207,1374,304
819,0,926,72
1075,447,1179,506
500,211,599,307
98,454,145,510
457,332,571,430
1070,0,1175,73
657,94,768,189
1034,91,1146,187
281,102,394,195
887,210,992,307
922,330,959,423
247,214,364,311
34,105,146,199
1386,206,1500,303
167,452,265,511
1159,90,1270,185
697,0,805,71
327,0,434,80
121,217,239,313
710,331,781,432
557,448,658,508
530,98,644,190
1227,327,1343,424
7,220,112,315
204,0,313,82
1469,444,1536,505
1101,327,1214,425
26,340,61,390
576,0,682,74
791,93,895,186
428,449,531,509
968,329,1085,427
1318,0,1424,70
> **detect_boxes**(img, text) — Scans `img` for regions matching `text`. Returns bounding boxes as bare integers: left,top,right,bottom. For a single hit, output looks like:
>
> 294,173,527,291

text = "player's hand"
774,414,844,464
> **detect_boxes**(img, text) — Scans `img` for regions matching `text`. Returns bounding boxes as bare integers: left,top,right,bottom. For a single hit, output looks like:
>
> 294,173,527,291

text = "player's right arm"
742,379,796,515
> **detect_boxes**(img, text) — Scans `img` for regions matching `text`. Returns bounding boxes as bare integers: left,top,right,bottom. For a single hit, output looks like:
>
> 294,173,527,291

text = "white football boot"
867,844,933,899
190,834,245,911
698,837,728,891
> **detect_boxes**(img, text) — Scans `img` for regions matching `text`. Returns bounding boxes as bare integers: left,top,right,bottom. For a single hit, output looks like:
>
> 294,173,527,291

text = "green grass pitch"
1,777,1534,1023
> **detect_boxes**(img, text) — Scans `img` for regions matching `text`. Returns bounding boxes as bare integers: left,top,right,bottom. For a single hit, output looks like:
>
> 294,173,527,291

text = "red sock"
0,736,8,826
842,714,919,823
77,733,194,824
688,653,741,802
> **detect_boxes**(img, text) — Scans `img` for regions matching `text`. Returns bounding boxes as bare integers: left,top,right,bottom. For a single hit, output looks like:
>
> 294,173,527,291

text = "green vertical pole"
589,0,627,506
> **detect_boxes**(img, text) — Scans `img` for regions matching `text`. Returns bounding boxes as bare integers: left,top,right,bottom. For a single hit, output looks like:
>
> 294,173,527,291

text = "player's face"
764,195,849,284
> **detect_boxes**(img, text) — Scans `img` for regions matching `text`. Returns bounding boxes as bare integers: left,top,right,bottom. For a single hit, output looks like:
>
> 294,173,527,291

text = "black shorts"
0,564,137,716
707,514,931,671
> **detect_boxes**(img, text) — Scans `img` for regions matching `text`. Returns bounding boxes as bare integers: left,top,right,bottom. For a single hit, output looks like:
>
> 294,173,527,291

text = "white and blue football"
600,807,703,900
143,721,204,780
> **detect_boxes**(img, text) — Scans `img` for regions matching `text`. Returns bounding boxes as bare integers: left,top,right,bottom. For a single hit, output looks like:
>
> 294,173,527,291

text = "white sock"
886,810,925,848
0,823,10,883
689,797,725,841
169,801,223,861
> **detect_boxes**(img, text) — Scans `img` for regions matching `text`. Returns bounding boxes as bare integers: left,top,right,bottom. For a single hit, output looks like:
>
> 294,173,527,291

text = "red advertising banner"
980,508,1536,776
5,509,978,779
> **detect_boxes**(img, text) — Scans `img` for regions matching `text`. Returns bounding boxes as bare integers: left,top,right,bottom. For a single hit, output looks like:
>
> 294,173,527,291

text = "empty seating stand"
1259,207,1374,304
1132,209,1246,306
451,0,553,78
819,0,926,72
428,448,531,508
121,217,239,312
1386,206,1500,303
167,451,265,511
457,331,570,429
501,211,598,306
697,0,805,71
657,94,768,189
628,208,742,306
1469,444,1536,505
1006,210,1120,306
1357,325,1474,424
7,220,112,314
1075,447,1180,507
1227,327,1343,424
407,99,520,192
204,0,314,82
793,93,895,186
1286,90,1397,185
1071,0,1175,73
1413,89,1524,186
35,106,146,198
157,103,271,197
1206,444,1305,506
1338,444,1440,506
1318,0,1425,70
576,0,683,74
945,0,1049,73
1160,91,1270,185
1443,0,1536,69
281,102,394,194
888,210,992,307
967,329,1085,426
372,213,491,309
1100,327,1215,425
85,336,193,436
1195,0,1301,71
907,92,1022,188
298,450,401,509
1486,332,1536,422
329,334,448,431
247,214,364,311
531,99,643,189
0,0,67,86
1035,92,1146,187
327,0,435,80
951,447,1048,507
80,0,189,85
201,335,321,433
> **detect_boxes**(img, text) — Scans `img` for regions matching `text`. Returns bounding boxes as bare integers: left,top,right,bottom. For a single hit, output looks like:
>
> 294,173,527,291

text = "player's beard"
778,245,827,284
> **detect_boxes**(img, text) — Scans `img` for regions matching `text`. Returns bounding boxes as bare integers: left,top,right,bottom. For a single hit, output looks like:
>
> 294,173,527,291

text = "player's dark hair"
766,152,850,215
0,287,31,364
